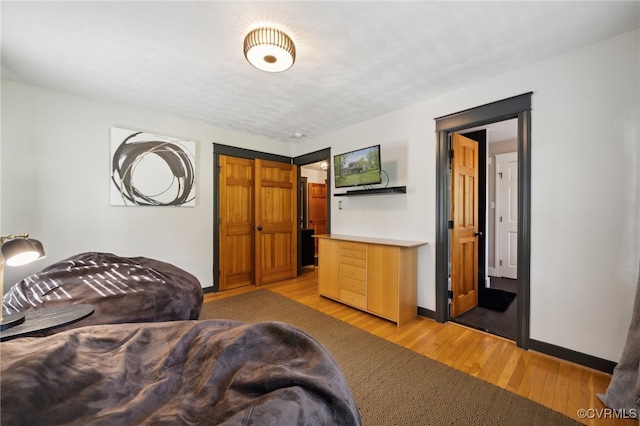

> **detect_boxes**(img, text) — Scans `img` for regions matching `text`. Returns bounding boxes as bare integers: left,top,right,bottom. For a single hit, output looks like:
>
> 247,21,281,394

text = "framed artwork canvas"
110,127,196,207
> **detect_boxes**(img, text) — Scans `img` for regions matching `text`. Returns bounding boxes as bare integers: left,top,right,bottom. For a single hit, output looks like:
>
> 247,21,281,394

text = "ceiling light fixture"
244,27,296,73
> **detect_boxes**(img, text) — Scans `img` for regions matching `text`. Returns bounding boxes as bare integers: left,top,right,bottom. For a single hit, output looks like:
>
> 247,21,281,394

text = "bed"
0,254,361,425
0,319,361,425
2,252,203,334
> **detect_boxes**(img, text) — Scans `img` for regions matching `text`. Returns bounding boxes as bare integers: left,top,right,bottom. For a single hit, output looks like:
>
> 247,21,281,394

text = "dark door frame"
434,93,532,349
293,148,332,275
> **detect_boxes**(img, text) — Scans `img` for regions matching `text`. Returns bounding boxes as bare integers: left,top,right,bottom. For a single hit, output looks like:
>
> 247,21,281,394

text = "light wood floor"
204,268,633,426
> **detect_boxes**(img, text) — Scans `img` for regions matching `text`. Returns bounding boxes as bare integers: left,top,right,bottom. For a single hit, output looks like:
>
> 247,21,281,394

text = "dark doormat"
478,288,516,312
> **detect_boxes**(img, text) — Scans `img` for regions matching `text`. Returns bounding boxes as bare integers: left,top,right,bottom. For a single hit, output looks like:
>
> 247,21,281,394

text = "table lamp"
1,234,46,330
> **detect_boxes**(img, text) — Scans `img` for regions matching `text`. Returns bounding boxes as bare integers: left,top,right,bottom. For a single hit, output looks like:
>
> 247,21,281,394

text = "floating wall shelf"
334,186,406,197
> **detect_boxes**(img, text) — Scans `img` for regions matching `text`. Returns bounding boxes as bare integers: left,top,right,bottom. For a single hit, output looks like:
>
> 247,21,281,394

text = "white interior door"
496,152,518,279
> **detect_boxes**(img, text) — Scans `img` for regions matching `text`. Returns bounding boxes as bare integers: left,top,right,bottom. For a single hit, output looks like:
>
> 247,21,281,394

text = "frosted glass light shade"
244,27,296,73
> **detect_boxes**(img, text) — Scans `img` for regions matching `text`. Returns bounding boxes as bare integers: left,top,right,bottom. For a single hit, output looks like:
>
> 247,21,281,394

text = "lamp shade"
244,27,296,73
2,238,45,266
28,239,46,258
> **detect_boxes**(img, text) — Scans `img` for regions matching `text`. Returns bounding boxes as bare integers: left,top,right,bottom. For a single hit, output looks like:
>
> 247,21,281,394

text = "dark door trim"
434,92,532,349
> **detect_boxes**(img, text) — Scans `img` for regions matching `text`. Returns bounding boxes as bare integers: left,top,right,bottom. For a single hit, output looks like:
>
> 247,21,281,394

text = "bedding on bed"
2,252,203,334
0,319,361,425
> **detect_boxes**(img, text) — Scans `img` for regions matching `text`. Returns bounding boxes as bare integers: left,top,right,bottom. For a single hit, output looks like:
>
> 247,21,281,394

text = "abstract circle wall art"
110,127,196,207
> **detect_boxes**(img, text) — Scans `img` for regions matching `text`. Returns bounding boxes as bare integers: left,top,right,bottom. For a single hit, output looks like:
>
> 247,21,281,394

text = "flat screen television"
333,145,382,188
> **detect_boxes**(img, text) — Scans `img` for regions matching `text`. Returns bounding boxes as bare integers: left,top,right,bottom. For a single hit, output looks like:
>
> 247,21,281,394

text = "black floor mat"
478,288,516,312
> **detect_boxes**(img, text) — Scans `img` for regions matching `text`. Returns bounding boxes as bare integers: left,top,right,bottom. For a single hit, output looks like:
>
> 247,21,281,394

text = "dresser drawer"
341,248,366,261
341,255,366,268
341,276,366,295
341,263,366,281
341,241,367,252
340,289,367,309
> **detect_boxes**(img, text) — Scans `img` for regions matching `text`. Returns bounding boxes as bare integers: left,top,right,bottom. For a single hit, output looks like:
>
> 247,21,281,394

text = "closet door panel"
255,159,298,285
219,155,254,290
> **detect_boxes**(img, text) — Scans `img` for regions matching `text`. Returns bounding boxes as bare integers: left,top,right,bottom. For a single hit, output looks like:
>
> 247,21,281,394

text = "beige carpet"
200,290,582,425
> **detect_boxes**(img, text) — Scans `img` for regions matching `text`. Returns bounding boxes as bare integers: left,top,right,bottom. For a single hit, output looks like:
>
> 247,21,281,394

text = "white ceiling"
2,1,638,142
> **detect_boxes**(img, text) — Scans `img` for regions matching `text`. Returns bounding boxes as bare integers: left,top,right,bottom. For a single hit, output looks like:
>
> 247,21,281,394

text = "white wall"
301,168,327,184
295,30,640,362
2,30,638,363
1,80,293,288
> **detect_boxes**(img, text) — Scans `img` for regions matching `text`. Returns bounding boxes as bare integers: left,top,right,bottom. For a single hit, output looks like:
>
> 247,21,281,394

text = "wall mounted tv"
333,145,382,188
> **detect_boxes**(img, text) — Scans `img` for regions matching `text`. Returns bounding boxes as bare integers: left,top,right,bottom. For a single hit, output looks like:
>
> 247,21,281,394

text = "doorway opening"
450,119,519,340
294,148,331,276
434,93,531,349
300,161,329,269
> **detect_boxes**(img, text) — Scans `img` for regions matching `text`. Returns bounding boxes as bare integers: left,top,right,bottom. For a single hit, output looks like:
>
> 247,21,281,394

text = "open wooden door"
450,133,479,317
254,159,298,285
308,182,327,254
218,155,254,291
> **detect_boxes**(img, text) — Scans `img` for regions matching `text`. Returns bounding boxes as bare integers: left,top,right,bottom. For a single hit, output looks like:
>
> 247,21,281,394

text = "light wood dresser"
315,234,427,327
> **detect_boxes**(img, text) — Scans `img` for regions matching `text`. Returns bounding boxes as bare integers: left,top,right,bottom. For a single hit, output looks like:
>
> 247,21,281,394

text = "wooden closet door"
218,155,254,291
254,159,298,285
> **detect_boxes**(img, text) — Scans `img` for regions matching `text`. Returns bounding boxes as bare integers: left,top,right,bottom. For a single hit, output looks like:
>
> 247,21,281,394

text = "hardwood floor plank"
203,269,634,425
554,362,573,414
468,338,504,379
506,349,530,392
565,366,585,422
540,358,561,408
528,356,551,404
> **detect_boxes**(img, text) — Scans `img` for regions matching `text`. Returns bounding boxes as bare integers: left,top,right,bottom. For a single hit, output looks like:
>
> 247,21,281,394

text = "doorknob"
254,226,263,231
474,231,483,238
